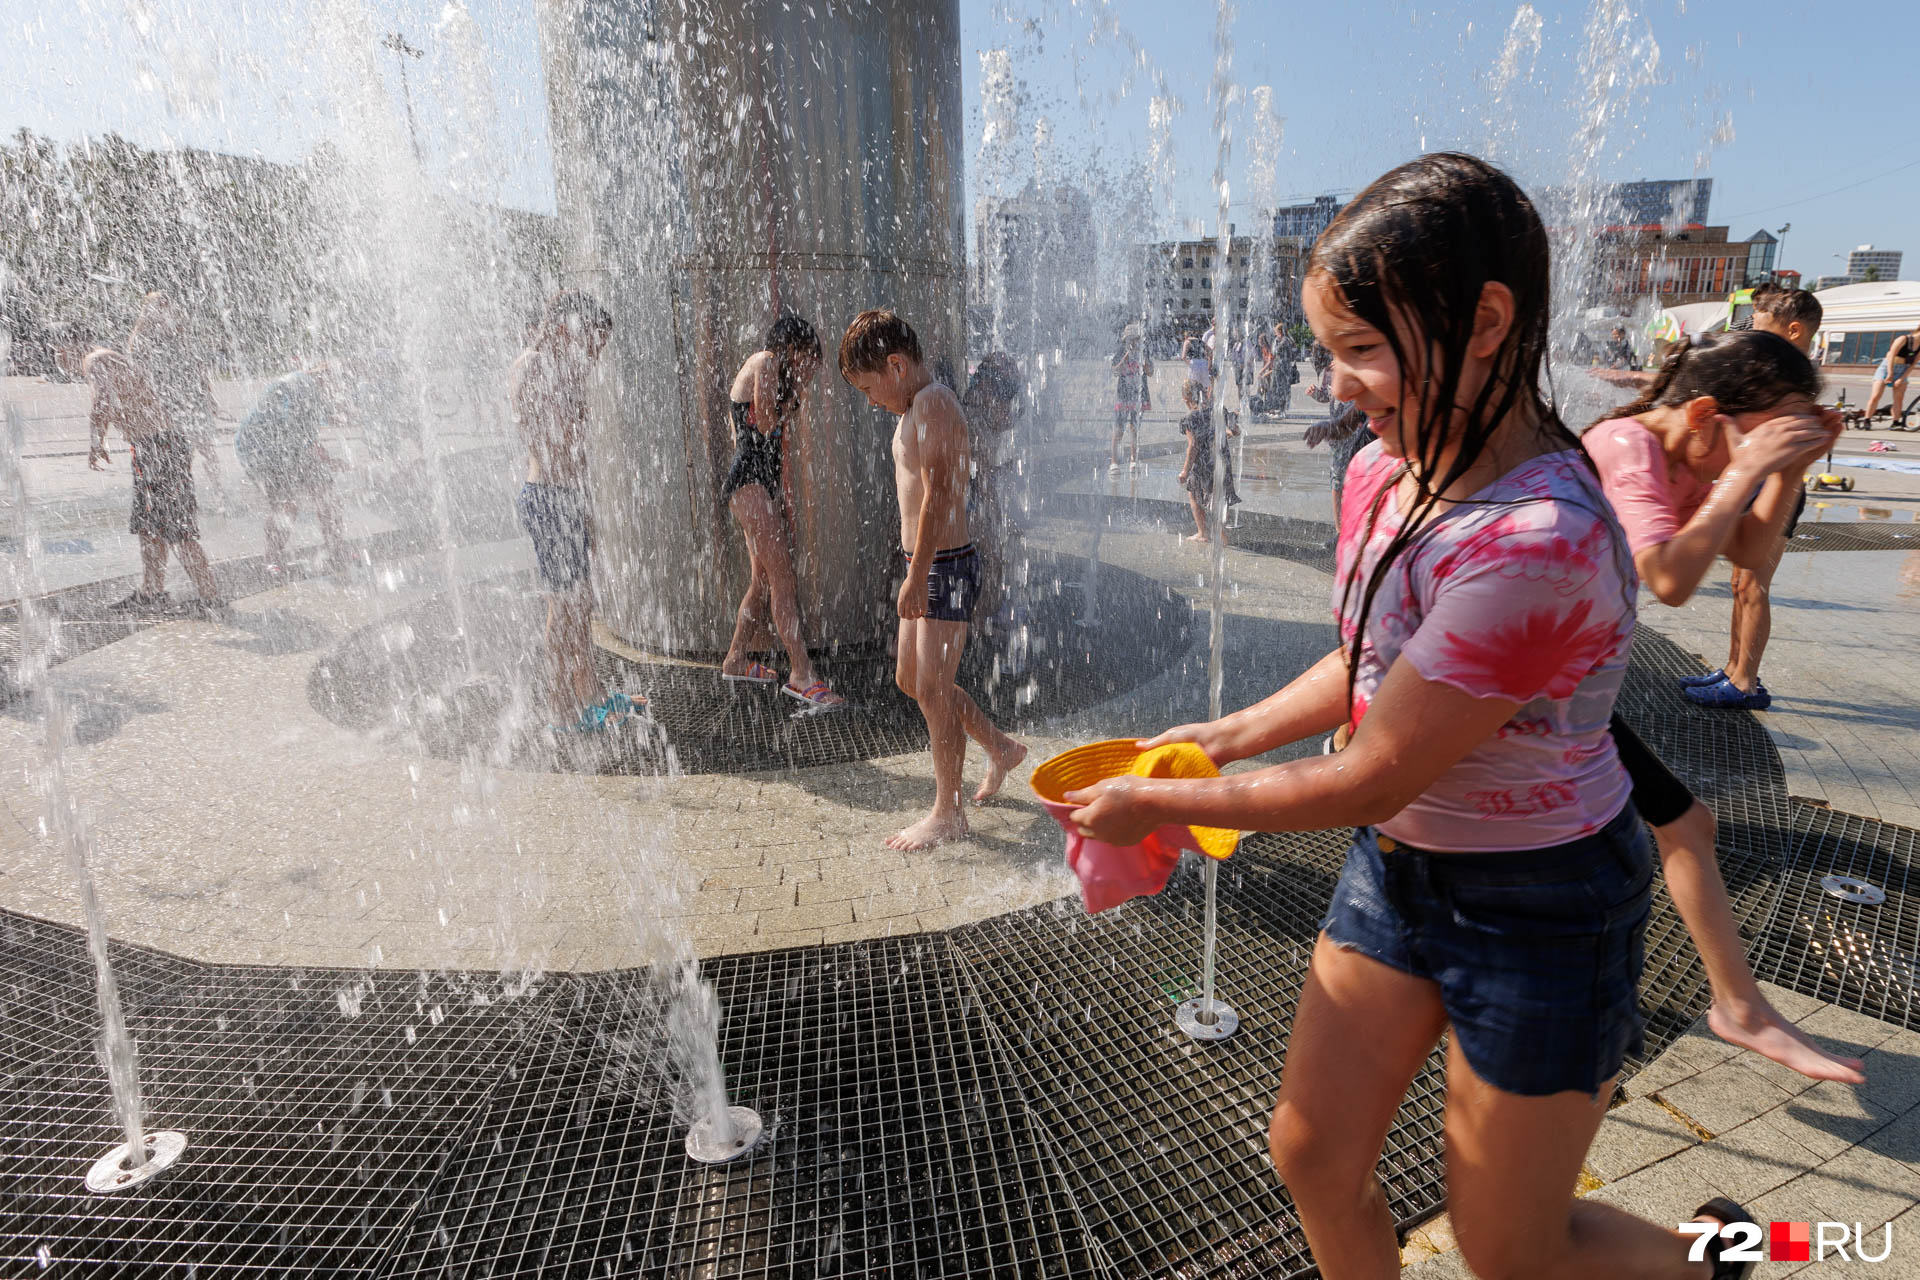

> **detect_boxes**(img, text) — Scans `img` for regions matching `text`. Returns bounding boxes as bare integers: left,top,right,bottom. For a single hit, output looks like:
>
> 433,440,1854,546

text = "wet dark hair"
1597,329,1819,424
837,309,922,378
1751,283,1823,334
542,289,613,336
1309,152,1597,712
765,313,821,416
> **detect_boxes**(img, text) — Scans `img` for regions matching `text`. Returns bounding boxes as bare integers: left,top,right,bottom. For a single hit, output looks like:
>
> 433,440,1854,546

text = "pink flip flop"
722,661,780,685
782,679,846,712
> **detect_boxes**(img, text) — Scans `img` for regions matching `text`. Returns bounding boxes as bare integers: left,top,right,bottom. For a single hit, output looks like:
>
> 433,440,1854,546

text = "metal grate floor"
377,939,1108,1280
1750,805,1919,1031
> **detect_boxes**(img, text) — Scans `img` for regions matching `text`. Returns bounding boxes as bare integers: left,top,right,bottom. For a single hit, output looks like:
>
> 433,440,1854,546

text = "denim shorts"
1319,804,1654,1098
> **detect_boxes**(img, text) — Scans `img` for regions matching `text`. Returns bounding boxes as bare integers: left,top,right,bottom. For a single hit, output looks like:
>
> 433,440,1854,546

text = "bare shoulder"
912,381,965,434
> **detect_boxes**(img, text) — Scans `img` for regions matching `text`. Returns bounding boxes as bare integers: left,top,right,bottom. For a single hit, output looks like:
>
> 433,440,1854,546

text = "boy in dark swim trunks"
840,310,1027,851
84,347,226,615
508,290,640,733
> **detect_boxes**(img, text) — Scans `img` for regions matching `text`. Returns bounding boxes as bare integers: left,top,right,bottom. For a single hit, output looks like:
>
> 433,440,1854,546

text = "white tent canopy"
1811,280,1920,335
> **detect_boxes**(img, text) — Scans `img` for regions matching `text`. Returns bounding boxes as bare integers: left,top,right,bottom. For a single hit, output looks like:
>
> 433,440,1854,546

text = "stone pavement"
1404,982,1920,1278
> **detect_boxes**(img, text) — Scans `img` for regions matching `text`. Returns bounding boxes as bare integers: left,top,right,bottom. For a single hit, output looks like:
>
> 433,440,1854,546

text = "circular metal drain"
1820,874,1886,906
85,1130,188,1193
1175,997,1239,1042
685,1105,764,1164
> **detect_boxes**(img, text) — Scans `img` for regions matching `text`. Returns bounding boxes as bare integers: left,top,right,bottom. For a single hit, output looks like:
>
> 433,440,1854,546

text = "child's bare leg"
730,487,819,687
721,559,770,675
957,689,1026,803
314,486,350,568
264,500,294,568
138,534,168,595
548,588,602,722
176,540,221,601
1187,495,1209,541
889,617,971,850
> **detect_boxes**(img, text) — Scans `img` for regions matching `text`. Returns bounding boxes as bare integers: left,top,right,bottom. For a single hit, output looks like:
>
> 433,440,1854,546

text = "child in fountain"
1584,328,1837,713
839,310,1027,851
84,347,226,615
1176,379,1237,544
1064,153,1856,1280
509,289,641,734
1662,286,1823,712
233,363,352,576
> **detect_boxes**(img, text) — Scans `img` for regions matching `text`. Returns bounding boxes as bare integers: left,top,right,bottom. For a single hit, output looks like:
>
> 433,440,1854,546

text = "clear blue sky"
3,0,1914,282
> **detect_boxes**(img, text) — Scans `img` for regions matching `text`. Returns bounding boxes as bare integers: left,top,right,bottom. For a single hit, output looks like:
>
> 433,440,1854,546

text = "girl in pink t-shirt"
1065,154,1831,1280
1584,329,1838,711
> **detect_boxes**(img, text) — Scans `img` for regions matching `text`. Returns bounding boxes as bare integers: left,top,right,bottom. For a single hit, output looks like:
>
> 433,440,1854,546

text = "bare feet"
886,809,968,851
1186,532,1209,543
974,739,1028,805
1708,999,1866,1083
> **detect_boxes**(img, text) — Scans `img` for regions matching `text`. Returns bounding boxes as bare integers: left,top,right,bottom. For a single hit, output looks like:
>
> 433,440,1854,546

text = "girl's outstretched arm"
1072,654,1520,843
1137,645,1350,767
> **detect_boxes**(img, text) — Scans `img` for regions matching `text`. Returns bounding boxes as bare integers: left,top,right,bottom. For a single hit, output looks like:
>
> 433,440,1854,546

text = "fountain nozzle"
685,1105,764,1164
85,1130,188,1194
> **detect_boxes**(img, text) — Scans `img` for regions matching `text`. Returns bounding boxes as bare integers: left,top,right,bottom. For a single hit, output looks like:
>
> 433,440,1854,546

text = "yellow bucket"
1030,739,1240,860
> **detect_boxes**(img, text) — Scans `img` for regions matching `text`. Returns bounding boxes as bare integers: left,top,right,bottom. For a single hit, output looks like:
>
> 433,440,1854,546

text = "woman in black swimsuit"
718,315,844,709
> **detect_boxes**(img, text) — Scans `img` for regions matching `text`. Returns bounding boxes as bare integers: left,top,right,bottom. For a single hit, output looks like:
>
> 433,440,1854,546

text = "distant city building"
1590,224,1753,307
1127,228,1301,333
1743,229,1779,285
1812,274,1855,292
972,180,1098,348
1846,245,1903,282
1270,195,1345,249
1609,178,1712,228
1537,177,1714,233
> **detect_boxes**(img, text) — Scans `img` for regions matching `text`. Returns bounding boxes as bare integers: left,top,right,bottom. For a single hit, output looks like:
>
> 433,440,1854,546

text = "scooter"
1804,443,1854,493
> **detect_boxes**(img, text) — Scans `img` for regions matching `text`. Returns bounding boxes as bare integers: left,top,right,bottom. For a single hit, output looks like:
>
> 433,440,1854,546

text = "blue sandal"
1683,677,1771,711
1677,668,1727,688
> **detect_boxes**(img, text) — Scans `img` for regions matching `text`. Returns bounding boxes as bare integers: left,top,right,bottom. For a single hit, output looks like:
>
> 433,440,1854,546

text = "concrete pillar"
538,0,965,654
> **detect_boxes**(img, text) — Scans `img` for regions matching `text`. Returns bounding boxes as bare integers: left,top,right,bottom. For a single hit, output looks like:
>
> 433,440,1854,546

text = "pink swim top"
1580,417,1714,555
1334,443,1637,851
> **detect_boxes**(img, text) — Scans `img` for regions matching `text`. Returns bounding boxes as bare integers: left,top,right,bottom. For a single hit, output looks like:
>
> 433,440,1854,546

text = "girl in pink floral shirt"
1066,154,1788,1280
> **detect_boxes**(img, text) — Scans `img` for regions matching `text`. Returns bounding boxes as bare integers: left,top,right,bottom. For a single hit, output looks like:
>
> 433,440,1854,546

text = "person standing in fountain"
84,347,226,614
1177,379,1237,544
1109,323,1153,474
127,292,230,510
961,351,1024,631
509,290,641,734
1065,154,1840,1280
840,310,1027,850
716,315,845,711
233,363,353,577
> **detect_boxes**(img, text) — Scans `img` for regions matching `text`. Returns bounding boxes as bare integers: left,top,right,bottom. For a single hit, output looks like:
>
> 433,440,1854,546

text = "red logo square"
1771,1221,1810,1263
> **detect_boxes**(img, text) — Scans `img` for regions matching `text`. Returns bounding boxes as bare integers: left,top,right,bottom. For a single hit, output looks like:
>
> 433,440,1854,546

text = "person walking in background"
1864,322,1919,424
1585,329,1840,712
84,347,226,615
1671,285,1823,710
127,291,230,508
1109,323,1153,473
715,314,845,711
961,351,1024,630
840,309,1026,850
508,289,641,734
233,363,353,577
